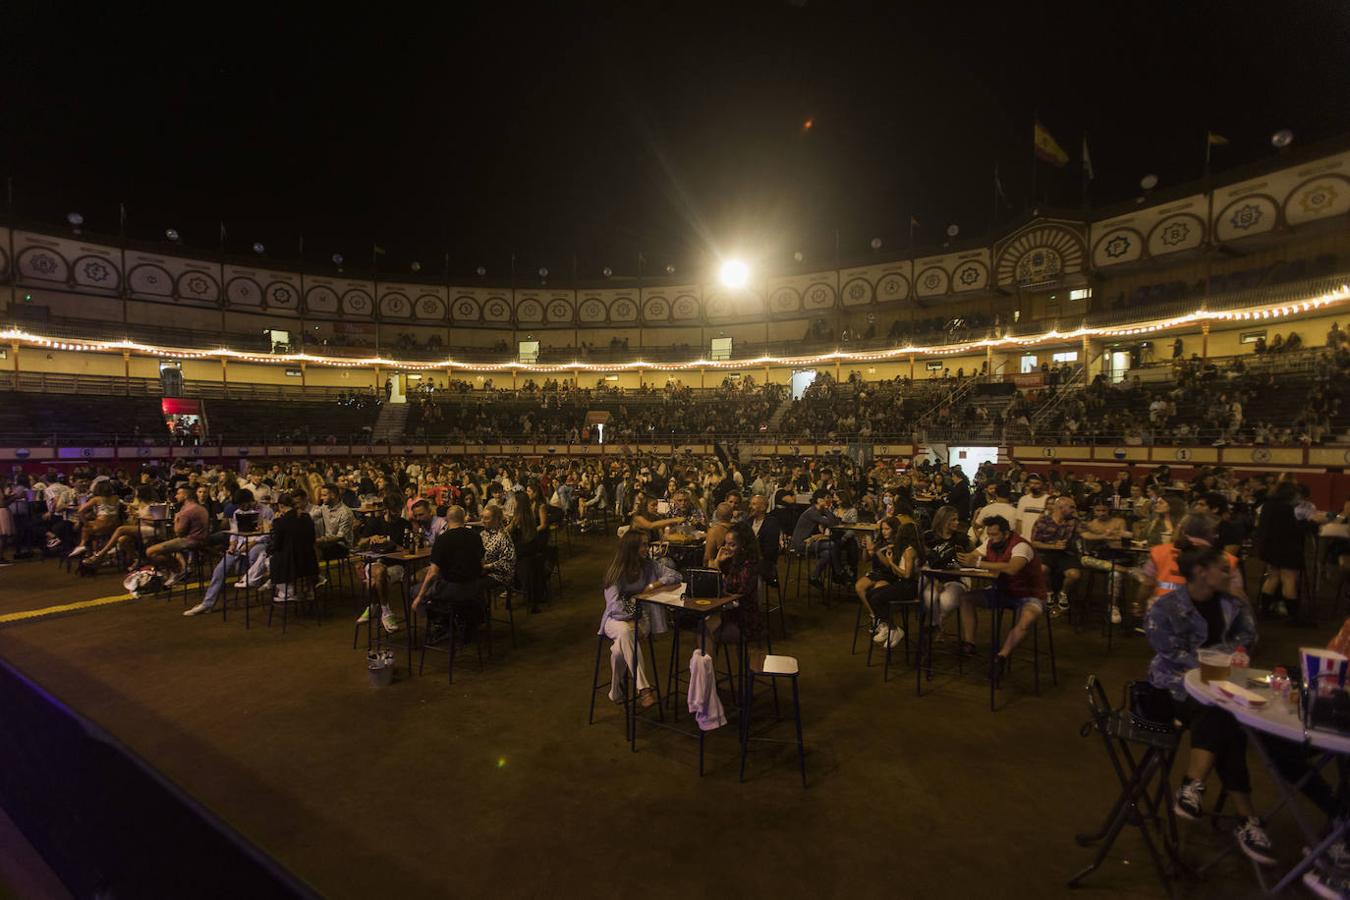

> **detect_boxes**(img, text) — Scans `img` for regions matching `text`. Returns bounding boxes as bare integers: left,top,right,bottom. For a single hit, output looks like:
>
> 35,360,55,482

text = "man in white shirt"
972,481,1019,543
1014,474,1048,540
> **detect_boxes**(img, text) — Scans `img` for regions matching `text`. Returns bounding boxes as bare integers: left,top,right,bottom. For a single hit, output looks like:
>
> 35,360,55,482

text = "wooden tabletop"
635,584,741,613
921,566,997,579
379,547,433,562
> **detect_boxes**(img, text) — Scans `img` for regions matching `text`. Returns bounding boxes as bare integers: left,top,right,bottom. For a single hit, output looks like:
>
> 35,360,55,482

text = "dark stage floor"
0,537,1328,899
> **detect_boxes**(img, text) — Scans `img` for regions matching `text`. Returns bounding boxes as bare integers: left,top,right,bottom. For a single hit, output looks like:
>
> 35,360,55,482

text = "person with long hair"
1138,494,1186,547
923,504,971,631
597,530,681,708
712,521,764,643
86,485,160,569
1255,480,1305,618
858,516,922,648
510,485,548,612
68,481,122,558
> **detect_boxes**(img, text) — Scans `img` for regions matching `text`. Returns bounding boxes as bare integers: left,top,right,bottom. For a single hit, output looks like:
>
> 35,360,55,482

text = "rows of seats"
0,392,166,445
1103,253,1339,313
204,399,381,444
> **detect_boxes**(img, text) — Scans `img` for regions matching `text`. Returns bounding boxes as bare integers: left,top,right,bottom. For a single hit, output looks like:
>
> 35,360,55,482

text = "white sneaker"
68,544,87,558
1110,606,1122,625
183,602,212,617
381,608,404,632
162,570,183,587
1236,817,1277,866
233,578,250,589
872,622,889,644
885,627,905,648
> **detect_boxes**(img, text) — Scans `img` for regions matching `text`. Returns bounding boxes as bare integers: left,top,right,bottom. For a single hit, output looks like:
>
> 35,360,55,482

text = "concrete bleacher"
202,398,381,445
0,392,166,445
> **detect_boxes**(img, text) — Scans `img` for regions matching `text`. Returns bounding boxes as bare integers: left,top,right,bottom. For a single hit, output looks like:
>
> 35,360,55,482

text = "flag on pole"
1207,131,1230,146
1082,135,1095,181
372,244,386,256
994,164,1010,207
1033,121,1069,167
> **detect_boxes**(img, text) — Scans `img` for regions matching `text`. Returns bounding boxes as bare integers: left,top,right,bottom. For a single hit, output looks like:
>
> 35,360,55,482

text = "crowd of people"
5,443,1350,891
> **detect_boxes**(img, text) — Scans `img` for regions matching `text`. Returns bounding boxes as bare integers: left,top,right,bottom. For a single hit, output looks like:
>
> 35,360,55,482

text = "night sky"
5,1,1349,280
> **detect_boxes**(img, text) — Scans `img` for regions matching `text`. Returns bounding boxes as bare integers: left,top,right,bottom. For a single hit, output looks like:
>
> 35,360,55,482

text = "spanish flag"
1034,121,1069,167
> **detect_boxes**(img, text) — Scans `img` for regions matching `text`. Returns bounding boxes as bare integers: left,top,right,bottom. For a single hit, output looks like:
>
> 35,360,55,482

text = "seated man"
478,505,517,593
790,490,842,589
311,483,356,562
183,489,273,616
1079,500,1130,624
147,486,210,587
408,498,446,546
956,515,1047,682
1031,496,1082,618
354,495,413,632
412,505,484,643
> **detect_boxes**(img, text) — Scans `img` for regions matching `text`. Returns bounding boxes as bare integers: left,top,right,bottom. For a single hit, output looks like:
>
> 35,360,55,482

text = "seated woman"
922,504,971,631
68,482,122,558
710,521,763,646
1145,544,1271,865
629,497,685,543
597,531,681,709
854,516,922,648
86,486,160,569
1137,494,1185,546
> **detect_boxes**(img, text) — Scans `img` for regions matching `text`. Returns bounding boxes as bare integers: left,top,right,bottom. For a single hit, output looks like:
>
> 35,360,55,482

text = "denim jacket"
1145,585,1256,701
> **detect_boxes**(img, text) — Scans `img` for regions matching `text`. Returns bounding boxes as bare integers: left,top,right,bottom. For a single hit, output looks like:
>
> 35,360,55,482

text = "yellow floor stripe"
0,580,207,625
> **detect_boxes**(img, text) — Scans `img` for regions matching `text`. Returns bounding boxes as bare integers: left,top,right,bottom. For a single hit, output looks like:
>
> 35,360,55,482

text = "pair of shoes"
1173,778,1205,821
183,602,212,617
872,620,889,645
1235,816,1277,866
1109,605,1123,625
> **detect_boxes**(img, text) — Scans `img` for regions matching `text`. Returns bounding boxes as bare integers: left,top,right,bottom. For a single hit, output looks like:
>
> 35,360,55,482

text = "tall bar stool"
266,575,321,634
739,655,806,788
987,598,1058,711
418,603,486,684
481,581,517,654
588,629,664,733
762,567,788,638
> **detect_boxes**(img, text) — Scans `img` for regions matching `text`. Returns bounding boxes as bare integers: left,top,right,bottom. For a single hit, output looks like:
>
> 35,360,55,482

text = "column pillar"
1201,323,1210,359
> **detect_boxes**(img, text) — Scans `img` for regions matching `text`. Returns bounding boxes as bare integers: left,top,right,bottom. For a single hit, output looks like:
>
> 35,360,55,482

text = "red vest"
986,532,1048,599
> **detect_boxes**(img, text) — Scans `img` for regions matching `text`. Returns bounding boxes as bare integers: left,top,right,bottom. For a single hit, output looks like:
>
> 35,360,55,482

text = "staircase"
764,396,793,433
372,402,410,442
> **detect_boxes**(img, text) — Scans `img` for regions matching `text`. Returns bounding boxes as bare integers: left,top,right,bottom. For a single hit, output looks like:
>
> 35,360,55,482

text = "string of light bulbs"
2,285,1345,374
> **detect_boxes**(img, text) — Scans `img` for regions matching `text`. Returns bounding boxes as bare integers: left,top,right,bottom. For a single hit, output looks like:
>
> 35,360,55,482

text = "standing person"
411,506,484,645
1144,545,1270,864
146,486,209,587
596,530,681,708
1255,481,1305,619
1014,474,1048,540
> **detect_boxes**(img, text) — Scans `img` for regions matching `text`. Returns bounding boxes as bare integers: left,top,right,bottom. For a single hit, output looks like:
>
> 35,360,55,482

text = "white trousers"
604,618,651,701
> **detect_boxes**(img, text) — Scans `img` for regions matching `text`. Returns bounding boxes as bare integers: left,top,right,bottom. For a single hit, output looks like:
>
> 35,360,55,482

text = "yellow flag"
1034,121,1069,167
1207,131,1230,146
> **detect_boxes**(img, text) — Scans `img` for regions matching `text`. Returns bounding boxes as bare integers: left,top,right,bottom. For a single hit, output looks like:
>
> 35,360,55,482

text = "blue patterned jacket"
1145,585,1256,701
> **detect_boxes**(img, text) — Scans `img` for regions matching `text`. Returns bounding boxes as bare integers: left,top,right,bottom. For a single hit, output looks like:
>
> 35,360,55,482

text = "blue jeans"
201,542,269,609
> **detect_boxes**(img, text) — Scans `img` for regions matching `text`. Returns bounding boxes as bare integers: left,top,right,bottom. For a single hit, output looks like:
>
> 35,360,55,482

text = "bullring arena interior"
4,4,1350,899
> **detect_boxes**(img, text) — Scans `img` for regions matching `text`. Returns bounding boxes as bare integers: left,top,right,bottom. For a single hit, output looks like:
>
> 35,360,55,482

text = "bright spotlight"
719,259,750,289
